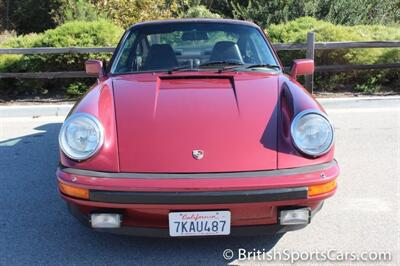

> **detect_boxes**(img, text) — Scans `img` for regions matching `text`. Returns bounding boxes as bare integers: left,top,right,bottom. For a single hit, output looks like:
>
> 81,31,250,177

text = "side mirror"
85,60,104,77
290,59,314,80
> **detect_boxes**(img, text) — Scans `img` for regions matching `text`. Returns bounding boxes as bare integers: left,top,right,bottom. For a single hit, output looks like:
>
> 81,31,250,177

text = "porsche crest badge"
192,150,204,160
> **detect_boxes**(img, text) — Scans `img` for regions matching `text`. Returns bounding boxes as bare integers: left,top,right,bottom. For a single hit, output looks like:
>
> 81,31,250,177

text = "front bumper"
57,160,339,237
67,201,324,237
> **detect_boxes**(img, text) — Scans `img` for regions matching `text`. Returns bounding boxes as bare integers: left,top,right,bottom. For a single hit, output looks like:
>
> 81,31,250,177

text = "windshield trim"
108,21,282,75
108,66,282,77
128,18,260,31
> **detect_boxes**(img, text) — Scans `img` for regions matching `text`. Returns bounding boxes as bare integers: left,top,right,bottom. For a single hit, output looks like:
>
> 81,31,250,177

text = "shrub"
228,0,399,28
52,0,105,25
0,20,123,98
267,17,400,93
66,81,88,97
0,31,16,45
231,0,308,28
1,17,399,98
183,5,221,18
92,0,184,28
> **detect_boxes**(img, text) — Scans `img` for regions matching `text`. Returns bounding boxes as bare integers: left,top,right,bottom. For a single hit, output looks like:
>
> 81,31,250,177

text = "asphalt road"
0,97,399,265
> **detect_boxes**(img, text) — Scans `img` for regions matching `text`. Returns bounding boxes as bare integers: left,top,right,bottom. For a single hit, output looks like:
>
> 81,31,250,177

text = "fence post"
305,32,315,93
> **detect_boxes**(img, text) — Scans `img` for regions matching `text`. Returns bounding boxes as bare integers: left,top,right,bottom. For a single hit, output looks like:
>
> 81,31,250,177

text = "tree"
227,0,399,28
182,5,220,18
320,0,400,25
6,0,62,34
91,0,183,28
51,0,104,25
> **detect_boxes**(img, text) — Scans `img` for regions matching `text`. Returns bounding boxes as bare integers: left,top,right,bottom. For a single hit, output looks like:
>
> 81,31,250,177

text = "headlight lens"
291,110,334,157
59,113,104,160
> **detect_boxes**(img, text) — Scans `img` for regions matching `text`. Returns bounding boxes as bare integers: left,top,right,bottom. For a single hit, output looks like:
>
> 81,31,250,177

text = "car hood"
112,72,278,173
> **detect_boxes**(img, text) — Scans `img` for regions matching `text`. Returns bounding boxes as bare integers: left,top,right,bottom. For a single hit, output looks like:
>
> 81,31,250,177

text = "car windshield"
110,22,280,74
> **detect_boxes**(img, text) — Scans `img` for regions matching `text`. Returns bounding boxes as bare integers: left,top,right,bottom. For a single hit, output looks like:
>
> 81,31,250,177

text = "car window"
250,32,276,64
111,22,279,74
112,32,136,73
242,35,261,64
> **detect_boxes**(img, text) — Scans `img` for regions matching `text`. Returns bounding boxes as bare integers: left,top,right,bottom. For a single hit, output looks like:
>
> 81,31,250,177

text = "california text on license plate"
168,211,231,237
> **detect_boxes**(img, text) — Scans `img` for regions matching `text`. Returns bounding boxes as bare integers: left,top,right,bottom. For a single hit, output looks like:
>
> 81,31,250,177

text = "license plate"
168,211,231,237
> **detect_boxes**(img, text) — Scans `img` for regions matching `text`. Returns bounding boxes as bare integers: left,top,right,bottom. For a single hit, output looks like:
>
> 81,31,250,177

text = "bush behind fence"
0,17,399,99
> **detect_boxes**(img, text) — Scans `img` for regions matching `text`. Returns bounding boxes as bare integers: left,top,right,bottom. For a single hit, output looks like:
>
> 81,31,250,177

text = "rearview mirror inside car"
181,31,209,41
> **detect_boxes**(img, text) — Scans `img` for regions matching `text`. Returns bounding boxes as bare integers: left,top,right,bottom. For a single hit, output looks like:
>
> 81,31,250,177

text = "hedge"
267,17,400,93
0,17,399,99
0,20,123,98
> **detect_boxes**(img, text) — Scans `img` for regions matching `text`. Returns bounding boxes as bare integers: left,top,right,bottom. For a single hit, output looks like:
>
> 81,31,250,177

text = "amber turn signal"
59,181,89,199
308,180,337,197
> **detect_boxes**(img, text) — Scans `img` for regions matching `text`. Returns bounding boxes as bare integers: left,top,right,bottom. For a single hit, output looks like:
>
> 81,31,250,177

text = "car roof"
128,18,260,31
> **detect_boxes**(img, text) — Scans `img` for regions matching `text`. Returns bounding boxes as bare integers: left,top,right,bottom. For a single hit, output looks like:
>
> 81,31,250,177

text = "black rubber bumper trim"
89,187,307,204
59,160,337,179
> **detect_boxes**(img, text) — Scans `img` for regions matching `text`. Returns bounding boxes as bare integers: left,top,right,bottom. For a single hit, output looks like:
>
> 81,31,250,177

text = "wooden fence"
1,32,399,93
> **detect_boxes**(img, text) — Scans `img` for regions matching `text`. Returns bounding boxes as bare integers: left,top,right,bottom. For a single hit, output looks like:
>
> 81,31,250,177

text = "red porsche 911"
57,19,339,237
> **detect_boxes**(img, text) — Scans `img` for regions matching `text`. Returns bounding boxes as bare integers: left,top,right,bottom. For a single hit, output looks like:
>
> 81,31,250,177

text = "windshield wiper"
199,60,245,68
217,63,281,73
168,61,246,74
245,64,281,70
167,65,197,74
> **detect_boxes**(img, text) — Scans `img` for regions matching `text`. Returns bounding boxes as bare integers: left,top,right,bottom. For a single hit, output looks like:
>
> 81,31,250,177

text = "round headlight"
59,113,104,161
290,110,334,157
